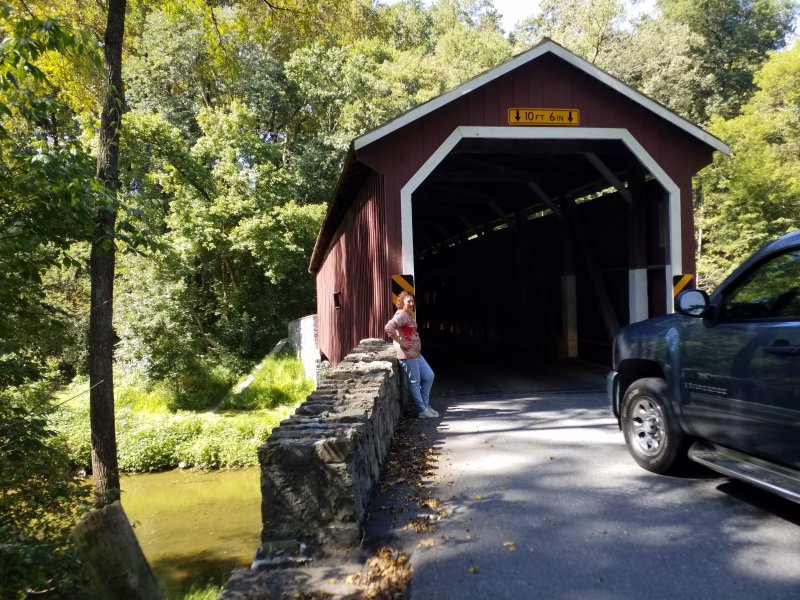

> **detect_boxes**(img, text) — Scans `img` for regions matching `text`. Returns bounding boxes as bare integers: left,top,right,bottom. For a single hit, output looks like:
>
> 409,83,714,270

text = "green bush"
221,355,314,410
49,398,92,468
53,405,298,472
165,358,241,411
116,380,174,413
1,382,94,599
51,353,311,473
179,414,278,469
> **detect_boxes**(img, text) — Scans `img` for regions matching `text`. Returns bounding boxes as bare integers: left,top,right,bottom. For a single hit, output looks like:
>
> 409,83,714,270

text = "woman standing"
385,291,438,419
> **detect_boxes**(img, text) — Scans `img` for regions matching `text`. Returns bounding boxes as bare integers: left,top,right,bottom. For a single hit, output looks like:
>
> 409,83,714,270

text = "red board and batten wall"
311,41,725,365
313,172,392,365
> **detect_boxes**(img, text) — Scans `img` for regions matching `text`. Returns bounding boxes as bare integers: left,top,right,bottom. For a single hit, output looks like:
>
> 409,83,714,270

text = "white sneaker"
426,407,439,417
418,408,436,419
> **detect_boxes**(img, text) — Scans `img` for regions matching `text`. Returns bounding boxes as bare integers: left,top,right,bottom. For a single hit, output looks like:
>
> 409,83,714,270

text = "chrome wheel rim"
628,397,665,457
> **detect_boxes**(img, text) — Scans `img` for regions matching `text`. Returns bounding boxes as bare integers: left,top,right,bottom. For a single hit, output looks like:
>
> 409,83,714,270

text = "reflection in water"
120,468,261,598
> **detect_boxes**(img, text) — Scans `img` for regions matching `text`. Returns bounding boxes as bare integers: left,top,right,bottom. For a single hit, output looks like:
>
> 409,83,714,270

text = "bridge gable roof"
354,38,727,154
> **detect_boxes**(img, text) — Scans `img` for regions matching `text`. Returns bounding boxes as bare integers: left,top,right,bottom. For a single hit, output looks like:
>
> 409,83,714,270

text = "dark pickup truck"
608,229,800,504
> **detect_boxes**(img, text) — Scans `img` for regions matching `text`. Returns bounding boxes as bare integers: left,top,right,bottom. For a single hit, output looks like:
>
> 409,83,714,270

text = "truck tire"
620,377,688,474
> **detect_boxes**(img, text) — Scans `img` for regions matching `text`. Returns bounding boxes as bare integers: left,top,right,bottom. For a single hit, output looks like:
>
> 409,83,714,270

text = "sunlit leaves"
0,2,102,384
602,15,708,122
657,0,799,120
697,43,800,287
124,7,217,138
515,0,628,62
433,25,511,89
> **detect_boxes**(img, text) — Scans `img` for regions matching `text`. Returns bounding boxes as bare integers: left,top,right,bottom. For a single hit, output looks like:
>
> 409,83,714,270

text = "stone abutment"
254,338,405,564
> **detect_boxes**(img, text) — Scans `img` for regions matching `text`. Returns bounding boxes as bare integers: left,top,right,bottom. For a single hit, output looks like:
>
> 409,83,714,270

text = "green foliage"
0,381,93,599
697,43,800,287
433,25,512,89
515,0,629,62
52,354,311,472
52,404,298,472
378,0,437,52
124,8,217,139
511,0,716,124
657,0,798,121
115,94,328,368
221,354,315,410
513,0,798,125
429,0,503,35
177,583,223,600
285,41,392,152
116,378,175,413
601,15,708,122
0,3,112,393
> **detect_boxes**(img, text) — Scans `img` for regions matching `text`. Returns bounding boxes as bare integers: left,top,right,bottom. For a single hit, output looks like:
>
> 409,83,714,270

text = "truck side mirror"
676,289,709,317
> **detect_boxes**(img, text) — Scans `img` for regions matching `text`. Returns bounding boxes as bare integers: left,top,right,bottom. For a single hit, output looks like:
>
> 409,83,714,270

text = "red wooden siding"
316,173,392,365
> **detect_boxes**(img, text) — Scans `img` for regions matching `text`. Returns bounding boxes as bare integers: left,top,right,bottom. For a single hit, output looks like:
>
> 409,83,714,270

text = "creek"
119,467,261,598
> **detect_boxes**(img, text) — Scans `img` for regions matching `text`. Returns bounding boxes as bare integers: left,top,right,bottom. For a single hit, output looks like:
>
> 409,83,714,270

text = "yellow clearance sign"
508,108,580,126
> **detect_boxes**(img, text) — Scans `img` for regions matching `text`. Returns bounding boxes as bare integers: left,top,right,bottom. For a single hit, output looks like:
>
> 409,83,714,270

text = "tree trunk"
71,501,164,600
89,0,126,506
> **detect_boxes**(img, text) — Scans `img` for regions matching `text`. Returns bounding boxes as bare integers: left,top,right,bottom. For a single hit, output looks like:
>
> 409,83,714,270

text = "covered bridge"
309,38,728,366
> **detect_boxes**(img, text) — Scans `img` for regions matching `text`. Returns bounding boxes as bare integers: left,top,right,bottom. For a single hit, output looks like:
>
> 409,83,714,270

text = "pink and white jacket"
385,310,422,360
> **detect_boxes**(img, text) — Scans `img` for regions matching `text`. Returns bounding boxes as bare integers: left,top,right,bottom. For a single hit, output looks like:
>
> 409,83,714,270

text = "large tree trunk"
72,502,164,600
89,0,126,506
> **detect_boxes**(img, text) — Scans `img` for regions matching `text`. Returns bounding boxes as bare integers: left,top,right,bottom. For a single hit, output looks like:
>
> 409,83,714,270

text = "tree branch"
260,0,292,13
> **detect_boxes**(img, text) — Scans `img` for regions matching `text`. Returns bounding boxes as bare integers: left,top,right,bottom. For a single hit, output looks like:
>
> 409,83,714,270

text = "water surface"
120,468,261,598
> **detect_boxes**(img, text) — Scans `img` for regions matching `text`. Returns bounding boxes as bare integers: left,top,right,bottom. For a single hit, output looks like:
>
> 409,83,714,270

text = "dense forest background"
1,0,799,596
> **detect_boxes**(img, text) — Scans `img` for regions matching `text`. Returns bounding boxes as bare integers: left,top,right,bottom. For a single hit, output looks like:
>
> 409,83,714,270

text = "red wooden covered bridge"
309,38,729,366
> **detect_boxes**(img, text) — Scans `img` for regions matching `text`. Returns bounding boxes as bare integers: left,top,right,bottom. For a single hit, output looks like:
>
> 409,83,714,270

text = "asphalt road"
372,387,800,600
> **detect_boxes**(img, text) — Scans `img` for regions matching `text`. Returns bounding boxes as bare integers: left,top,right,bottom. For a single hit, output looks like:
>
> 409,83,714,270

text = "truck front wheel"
620,378,688,474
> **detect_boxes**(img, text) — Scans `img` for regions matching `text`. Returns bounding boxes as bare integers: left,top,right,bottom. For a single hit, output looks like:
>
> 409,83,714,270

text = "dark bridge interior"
412,137,668,366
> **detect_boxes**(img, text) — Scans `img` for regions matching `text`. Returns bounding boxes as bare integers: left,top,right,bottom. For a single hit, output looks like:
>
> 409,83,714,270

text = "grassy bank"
51,354,314,473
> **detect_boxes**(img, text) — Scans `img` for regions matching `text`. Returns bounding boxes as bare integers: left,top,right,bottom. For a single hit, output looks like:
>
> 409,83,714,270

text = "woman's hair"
395,290,414,310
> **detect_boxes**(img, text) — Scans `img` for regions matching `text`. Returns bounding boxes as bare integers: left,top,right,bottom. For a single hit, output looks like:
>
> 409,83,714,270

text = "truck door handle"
764,340,800,356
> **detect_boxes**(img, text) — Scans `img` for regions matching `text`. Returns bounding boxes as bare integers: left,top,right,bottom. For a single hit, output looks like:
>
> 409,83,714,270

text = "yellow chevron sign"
673,274,694,297
391,274,415,307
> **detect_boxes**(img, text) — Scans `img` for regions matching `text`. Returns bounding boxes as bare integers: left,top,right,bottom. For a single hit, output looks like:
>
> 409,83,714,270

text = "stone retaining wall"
254,338,405,564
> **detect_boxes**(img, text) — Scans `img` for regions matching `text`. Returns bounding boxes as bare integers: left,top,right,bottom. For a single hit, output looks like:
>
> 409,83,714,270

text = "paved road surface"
364,387,800,600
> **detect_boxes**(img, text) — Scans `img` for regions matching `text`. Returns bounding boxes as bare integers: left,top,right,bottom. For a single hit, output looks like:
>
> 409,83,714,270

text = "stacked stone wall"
256,338,405,563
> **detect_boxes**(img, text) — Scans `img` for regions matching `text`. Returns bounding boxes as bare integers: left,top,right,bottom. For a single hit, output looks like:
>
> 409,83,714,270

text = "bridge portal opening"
410,135,669,367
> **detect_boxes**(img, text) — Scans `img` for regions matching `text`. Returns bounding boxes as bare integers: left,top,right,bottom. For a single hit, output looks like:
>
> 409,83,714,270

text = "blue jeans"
399,355,434,413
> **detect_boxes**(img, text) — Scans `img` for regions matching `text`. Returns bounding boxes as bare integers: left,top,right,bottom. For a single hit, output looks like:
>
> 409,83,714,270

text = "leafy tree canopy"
657,0,799,120
697,42,800,286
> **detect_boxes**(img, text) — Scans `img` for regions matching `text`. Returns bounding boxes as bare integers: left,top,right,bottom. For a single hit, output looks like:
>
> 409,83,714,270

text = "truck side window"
721,249,800,322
